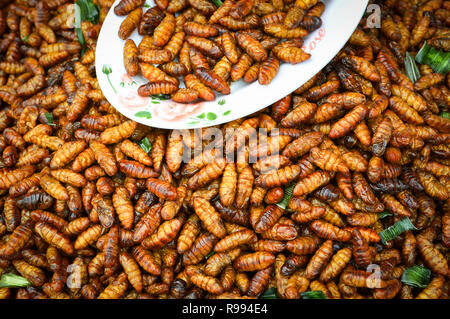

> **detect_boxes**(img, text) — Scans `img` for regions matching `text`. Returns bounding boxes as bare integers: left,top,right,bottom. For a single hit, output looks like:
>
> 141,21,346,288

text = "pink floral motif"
153,101,204,122
121,74,133,84
117,74,149,109
118,89,149,109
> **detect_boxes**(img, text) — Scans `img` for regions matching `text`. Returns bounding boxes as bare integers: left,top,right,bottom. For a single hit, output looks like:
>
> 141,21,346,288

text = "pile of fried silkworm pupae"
0,0,449,300
118,0,318,102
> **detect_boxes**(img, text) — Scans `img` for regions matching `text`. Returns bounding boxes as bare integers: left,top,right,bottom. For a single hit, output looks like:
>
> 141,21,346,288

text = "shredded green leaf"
44,112,55,125
205,251,214,260
209,0,223,7
139,137,152,154
0,273,31,288
379,217,417,245
74,3,85,47
405,52,421,83
415,41,450,75
401,265,431,288
301,291,328,299
81,47,89,57
441,112,450,119
276,183,295,210
22,35,29,43
378,211,393,219
151,94,170,100
260,287,277,299
74,0,99,50
76,0,100,24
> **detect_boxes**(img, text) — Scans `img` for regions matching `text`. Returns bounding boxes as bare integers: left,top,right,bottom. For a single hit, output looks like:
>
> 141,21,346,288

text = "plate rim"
95,0,369,130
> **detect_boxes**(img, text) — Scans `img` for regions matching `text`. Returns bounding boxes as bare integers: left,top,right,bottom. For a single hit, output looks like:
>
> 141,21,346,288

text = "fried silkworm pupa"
146,178,177,200
233,252,275,272
118,7,142,40
138,81,179,96
235,31,267,62
193,68,230,95
193,197,226,238
258,56,280,85
124,39,139,76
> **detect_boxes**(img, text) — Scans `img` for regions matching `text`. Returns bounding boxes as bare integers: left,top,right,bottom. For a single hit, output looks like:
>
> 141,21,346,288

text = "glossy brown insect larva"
142,214,185,250
281,102,317,127
124,39,139,76
193,68,230,95
273,46,311,65
0,0,448,300
146,178,177,200
193,197,226,239
184,74,215,101
34,222,74,255
233,252,275,272
118,8,142,40
258,56,280,85
235,32,267,63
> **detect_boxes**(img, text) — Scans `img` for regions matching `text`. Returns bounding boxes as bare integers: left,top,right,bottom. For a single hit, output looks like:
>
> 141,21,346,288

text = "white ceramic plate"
95,0,369,129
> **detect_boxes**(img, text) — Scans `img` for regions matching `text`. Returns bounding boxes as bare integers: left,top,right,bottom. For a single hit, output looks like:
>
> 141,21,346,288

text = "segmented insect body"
142,214,185,250
258,56,280,85
293,171,331,197
193,197,226,238
233,252,275,272
113,186,134,230
0,221,33,258
417,235,449,277
329,104,368,139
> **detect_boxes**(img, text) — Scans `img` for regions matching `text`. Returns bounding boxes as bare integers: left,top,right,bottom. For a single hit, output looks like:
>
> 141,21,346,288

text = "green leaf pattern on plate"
135,111,152,119
102,64,117,93
111,74,231,126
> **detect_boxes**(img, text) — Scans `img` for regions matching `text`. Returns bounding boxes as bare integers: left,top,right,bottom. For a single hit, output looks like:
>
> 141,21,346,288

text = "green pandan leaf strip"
276,183,295,210
260,287,277,299
441,112,450,119
415,42,450,75
0,273,31,288
44,112,55,126
139,137,152,153
209,0,223,7
378,211,392,219
401,265,431,288
300,291,328,299
151,94,170,100
405,52,421,83
379,217,417,245
76,0,100,24
205,251,214,260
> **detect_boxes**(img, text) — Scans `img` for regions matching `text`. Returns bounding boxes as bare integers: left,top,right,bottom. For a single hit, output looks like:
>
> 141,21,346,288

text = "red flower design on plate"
153,101,204,122
121,74,133,84
118,89,149,110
